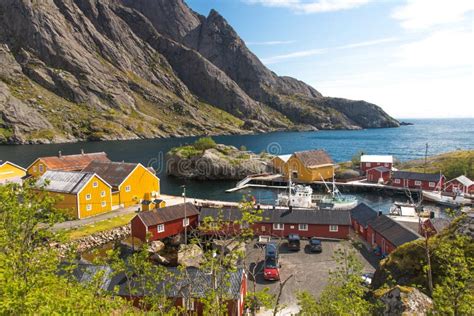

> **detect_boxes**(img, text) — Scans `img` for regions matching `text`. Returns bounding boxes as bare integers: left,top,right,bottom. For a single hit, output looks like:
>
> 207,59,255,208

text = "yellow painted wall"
77,175,112,219
284,156,335,182
0,163,26,182
112,191,120,208
118,164,160,207
27,159,48,177
272,157,286,173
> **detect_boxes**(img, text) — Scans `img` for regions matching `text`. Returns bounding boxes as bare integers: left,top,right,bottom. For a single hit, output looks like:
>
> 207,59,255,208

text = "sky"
186,0,473,119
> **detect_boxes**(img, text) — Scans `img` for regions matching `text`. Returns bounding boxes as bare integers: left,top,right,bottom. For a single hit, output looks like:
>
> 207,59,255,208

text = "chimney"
430,211,435,219
378,211,382,217
58,151,62,158
81,149,84,155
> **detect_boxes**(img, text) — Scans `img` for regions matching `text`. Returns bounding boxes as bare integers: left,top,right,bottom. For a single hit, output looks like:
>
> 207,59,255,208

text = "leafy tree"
297,245,374,315
0,181,128,314
432,235,473,315
193,137,217,151
442,157,474,179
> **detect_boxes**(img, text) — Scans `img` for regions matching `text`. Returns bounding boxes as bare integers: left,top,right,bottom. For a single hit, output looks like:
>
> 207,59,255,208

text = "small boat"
276,183,314,208
422,190,472,207
389,202,429,218
318,176,358,211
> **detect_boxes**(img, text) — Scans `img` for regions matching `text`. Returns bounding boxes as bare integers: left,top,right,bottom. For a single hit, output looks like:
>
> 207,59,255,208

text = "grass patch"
64,213,136,241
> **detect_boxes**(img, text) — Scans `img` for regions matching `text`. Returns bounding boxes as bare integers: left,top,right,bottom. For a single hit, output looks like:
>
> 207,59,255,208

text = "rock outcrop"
377,286,433,315
0,0,398,144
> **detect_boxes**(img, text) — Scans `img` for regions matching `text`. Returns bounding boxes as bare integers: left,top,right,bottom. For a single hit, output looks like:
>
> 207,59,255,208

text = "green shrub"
194,137,217,151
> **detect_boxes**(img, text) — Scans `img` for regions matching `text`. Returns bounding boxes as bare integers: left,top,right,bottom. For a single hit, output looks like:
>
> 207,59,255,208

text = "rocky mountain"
0,0,399,144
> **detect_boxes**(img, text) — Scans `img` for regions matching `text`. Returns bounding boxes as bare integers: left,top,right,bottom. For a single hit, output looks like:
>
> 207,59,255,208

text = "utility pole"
182,185,187,245
424,143,429,173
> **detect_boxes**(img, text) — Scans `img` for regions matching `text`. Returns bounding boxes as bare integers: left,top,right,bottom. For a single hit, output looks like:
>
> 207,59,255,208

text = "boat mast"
288,169,292,207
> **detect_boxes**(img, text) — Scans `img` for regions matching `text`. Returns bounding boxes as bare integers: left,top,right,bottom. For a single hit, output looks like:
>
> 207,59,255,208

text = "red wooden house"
366,166,391,183
366,214,420,255
199,207,352,239
444,175,473,194
350,203,378,240
360,155,393,173
391,171,444,191
131,203,199,241
420,217,452,237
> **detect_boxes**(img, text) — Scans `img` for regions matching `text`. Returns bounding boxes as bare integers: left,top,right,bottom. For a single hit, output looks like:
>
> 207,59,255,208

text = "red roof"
35,152,110,171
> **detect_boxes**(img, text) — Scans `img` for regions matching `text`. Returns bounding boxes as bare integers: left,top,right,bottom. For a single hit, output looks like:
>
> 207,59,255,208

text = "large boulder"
377,286,433,315
177,244,203,267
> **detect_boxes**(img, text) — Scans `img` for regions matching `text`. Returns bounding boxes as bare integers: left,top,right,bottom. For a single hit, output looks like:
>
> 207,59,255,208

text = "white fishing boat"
422,190,471,207
318,176,358,211
276,173,314,208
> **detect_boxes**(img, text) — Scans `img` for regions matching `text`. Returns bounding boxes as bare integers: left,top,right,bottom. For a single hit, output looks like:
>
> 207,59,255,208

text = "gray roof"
350,203,378,227
137,203,199,227
429,217,453,233
369,166,391,173
449,175,473,187
368,215,421,247
37,170,96,194
392,171,442,182
82,161,138,187
200,207,351,226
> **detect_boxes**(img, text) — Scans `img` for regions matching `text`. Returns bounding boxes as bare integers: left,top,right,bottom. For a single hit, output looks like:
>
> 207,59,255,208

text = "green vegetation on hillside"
397,150,474,179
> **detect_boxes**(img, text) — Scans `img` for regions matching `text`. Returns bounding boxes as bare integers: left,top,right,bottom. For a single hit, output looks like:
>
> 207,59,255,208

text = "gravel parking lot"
244,238,377,312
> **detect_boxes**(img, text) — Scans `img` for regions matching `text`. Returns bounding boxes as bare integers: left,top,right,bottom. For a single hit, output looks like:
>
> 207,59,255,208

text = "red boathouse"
360,155,393,173
444,175,473,194
366,166,391,183
131,203,199,241
350,203,378,240
391,171,444,191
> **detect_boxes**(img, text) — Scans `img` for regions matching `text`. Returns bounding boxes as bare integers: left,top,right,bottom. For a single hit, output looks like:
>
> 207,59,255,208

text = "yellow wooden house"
283,150,335,182
271,154,291,173
37,170,112,219
0,161,26,185
82,161,160,209
27,151,110,177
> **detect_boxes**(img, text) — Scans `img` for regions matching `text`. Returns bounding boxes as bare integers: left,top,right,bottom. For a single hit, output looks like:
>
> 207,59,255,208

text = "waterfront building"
0,160,26,184
366,166,391,183
391,171,444,191
283,149,335,182
83,161,160,209
27,151,110,177
367,214,420,255
350,203,378,240
360,155,393,173
444,175,473,194
36,170,112,219
131,203,199,242
271,154,291,173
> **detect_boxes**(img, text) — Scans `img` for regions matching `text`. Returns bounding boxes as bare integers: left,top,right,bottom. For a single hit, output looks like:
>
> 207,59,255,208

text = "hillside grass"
63,213,135,241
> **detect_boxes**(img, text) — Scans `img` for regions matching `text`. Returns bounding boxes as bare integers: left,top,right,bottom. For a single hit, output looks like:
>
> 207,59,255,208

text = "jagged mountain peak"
0,0,398,144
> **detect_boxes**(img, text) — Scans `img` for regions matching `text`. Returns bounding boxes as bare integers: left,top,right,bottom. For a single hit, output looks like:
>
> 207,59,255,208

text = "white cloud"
261,37,397,64
394,28,473,68
246,40,295,46
244,0,371,13
392,0,474,30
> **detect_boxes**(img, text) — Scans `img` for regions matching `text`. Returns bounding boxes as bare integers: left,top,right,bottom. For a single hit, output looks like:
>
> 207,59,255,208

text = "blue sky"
186,0,473,119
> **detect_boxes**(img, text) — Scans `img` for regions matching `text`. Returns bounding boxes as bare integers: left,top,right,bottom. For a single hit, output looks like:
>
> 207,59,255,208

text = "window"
298,224,308,231
394,179,401,184
366,162,371,167
329,225,338,232
86,204,92,211
39,165,44,173
101,190,106,197
183,218,189,227
292,171,298,179
261,225,266,232
415,180,422,186
85,194,91,200
183,298,194,311
93,181,98,188
360,226,364,233
384,163,389,167
125,185,131,192
273,223,284,230
429,182,435,187
157,224,165,233
101,201,106,208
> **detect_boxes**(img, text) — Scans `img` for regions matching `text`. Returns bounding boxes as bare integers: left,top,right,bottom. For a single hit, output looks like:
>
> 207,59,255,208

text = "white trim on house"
0,161,27,172
157,224,165,233
298,223,308,231
329,225,338,232
273,223,284,230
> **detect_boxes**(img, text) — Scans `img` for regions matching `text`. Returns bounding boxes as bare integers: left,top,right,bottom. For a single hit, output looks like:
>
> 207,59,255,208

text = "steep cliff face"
0,0,398,144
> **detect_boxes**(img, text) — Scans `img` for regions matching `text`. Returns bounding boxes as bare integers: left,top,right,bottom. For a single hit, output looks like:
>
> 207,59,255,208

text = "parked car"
308,237,322,253
361,272,374,286
264,243,280,281
287,234,301,251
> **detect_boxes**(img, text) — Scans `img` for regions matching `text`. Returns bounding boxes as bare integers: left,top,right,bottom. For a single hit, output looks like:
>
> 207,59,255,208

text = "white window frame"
273,223,284,230
298,223,308,231
394,179,400,184
429,182,435,188
261,225,266,232
329,225,338,232
414,180,422,186
86,204,92,211
366,162,371,167
183,298,194,311
384,163,389,167
183,217,189,227
101,201,106,208
85,193,91,200
125,185,131,192
101,190,106,197
93,181,98,188
157,224,165,233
